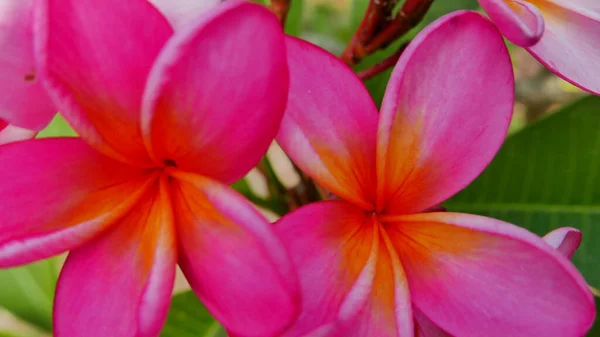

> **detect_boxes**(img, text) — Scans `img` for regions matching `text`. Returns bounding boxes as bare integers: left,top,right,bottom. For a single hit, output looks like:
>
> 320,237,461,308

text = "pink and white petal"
0,138,154,267
377,11,514,214
142,1,287,184
54,179,176,337
277,37,379,210
414,308,451,337
0,0,55,130
527,1,600,95
384,212,596,337
543,227,582,259
276,201,378,337
170,170,298,337
148,0,221,30
478,0,545,46
0,122,37,145
34,0,173,165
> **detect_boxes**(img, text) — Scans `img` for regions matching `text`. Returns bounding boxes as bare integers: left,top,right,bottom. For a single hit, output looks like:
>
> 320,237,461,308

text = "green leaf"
445,96,600,290
0,332,22,337
36,114,76,138
0,259,58,332
160,291,226,337
285,0,303,37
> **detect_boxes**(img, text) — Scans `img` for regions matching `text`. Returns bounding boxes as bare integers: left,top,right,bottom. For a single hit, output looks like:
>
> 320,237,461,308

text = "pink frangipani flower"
275,11,596,337
543,227,583,259
479,0,600,95
0,1,298,336
0,0,56,141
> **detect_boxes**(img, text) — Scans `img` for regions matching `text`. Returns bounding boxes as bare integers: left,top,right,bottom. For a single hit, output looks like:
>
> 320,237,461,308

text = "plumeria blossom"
479,0,600,94
0,0,299,336
275,10,596,337
543,227,583,259
0,0,56,142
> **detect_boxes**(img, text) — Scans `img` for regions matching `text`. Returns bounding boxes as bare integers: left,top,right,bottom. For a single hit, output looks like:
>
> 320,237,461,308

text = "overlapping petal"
142,1,287,184
377,11,514,214
0,121,37,145
170,170,298,337
0,0,55,130
478,0,545,46
54,178,176,337
148,0,220,30
0,138,154,267
543,227,582,259
34,0,173,165
527,0,600,95
278,37,379,209
383,212,596,337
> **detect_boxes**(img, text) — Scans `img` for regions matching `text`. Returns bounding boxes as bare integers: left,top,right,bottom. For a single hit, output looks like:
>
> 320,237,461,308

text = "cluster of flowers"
0,0,597,336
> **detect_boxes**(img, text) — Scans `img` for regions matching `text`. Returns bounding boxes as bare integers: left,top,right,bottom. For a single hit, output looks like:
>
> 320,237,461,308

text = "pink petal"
169,170,298,337
54,178,176,337
527,1,600,95
0,0,55,130
276,201,413,337
543,227,582,259
479,0,545,46
142,1,287,184
34,0,173,165
377,11,514,214
414,308,451,337
0,121,37,145
148,0,221,30
383,212,596,336
277,37,379,210
0,138,153,267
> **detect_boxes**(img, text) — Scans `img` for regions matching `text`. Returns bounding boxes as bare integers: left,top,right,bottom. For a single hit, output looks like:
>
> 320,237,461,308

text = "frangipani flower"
479,0,600,95
543,227,583,259
276,11,595,337
0,0,298,336
0,0,55,141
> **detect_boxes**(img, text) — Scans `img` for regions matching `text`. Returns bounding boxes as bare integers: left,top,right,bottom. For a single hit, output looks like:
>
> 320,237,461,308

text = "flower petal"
34,0,173,165
54,178,176,337
169,170,298,337
527,1,600,95
276,201,413,337
277,37,379,210
479,0,545,46
0,138,153,267
0,121,37,145
0,0,55,130
543,227,582,259
383,212,596,337
377,11,514,214
414,308,451,337
148,0,221,30
142,1,287,183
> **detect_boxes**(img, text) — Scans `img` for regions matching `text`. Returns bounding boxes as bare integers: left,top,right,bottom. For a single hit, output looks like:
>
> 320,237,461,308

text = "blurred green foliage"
160,291,226,337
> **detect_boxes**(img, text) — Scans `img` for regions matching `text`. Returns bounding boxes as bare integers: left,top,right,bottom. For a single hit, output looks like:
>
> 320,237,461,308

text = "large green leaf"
0,259,57,332
160,291,226,337
445,96,600,290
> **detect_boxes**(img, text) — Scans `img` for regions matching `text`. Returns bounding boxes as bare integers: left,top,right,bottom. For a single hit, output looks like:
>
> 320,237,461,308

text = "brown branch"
270,0,291,26
356,42,408,81
341,0,434,66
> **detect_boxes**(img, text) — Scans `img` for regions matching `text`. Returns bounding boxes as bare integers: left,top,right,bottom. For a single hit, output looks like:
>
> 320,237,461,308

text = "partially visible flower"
275,10,595,337
0,120,37,145
543,227,583,259
0,0,55,133
0,1,298,337
479,0,600,94
148,0,222,30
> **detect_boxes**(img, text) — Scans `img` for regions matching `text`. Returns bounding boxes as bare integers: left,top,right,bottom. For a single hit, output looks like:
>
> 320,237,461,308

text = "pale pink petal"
277,37,379,210
0,121,37,145
543,227,582,259
527,1,600,95
383,212,596,337
54,178,176,337
142,1,287,184
478,0,545,46
0,0,55,130
34,0,173,165
377,11,514,214
0,138,154,267
170,170,298,337
276,201,413,337
148,0,221,30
